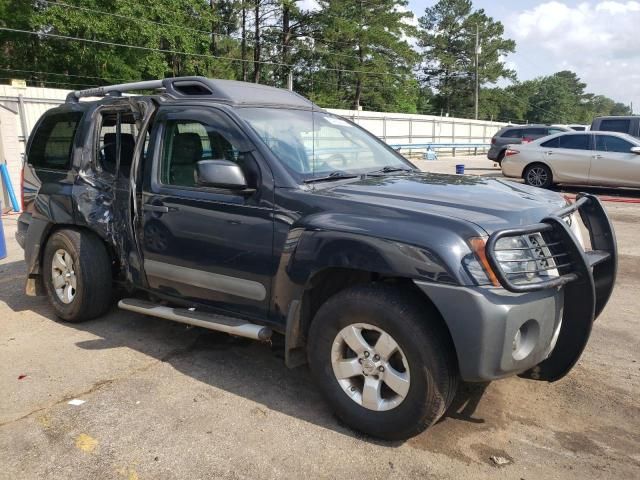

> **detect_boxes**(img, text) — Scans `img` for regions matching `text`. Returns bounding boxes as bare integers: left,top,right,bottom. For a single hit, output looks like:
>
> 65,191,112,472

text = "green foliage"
0,0,632,122
417,0,515,117
485,71,633,124
297,0,419,112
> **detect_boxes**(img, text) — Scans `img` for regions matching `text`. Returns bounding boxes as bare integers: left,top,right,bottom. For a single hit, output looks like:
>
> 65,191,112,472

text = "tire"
496,150,505,165
307,283,458,440
523,163,553,188
42,228,113,322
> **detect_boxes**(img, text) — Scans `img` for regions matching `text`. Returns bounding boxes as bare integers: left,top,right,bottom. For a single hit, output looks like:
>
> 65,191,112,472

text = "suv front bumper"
416,194,617,382
414,281,563,381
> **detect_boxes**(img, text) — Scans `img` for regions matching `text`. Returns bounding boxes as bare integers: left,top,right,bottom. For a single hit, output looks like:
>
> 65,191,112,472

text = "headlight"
465,234,560,287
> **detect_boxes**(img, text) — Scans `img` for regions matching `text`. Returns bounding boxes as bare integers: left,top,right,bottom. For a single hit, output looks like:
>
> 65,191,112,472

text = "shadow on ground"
0,258,491,447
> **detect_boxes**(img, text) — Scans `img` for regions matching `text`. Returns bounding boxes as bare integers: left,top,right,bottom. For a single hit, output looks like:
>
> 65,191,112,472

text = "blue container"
0,204,6,260
455,164,465,175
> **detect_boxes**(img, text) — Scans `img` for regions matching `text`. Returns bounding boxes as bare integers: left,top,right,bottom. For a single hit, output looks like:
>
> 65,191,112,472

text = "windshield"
236,107,412,180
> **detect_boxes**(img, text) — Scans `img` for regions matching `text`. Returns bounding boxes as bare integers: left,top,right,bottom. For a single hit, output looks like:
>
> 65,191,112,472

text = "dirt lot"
1,158,639,479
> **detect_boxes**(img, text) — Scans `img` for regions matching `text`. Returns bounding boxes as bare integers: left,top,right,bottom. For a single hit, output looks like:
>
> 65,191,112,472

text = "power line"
0,27,412,78
0,76,99,88
0,67,129,83
39,0,409,62
38,0,358,60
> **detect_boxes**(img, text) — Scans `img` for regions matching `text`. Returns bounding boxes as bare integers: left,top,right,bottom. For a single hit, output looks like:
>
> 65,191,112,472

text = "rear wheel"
524,163,553,188
42,229,113,322
307,284,458,440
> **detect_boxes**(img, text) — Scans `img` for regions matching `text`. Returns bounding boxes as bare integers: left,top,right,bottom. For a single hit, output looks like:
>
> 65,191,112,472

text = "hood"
313,172,567,234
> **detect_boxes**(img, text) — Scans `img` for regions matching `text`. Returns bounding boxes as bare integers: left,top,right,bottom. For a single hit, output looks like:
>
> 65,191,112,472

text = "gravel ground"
1,159,639,479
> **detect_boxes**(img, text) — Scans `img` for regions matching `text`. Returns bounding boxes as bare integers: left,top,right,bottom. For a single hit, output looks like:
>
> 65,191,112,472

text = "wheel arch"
25,221,117,295
284,266,459,373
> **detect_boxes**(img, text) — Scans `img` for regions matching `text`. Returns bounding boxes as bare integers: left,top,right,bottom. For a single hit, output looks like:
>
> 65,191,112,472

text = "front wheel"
524,163,553,188
307,284,458,440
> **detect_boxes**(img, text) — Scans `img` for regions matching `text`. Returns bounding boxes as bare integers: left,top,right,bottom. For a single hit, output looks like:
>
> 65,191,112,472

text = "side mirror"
196,160,248,189
631,147,640,155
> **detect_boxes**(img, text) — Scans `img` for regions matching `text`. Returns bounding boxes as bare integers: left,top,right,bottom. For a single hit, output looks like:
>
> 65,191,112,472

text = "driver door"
589,134,640,187
139,105,275,320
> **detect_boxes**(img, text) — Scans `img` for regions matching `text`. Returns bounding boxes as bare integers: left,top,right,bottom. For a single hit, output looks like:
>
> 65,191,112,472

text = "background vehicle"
488,124,570,164
554,124,589,132
16,77,617,440
590,116,640,138
501,130,640,188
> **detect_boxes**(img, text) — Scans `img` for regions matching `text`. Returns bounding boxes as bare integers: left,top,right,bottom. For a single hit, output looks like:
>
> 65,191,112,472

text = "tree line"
0,0,632,122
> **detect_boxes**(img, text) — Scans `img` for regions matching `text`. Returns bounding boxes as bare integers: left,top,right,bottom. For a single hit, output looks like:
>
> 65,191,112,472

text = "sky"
408,0,640,112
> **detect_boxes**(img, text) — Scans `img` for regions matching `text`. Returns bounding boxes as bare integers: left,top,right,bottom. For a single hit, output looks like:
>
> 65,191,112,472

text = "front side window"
595,135,634,154
599,119,630,133
29,111,83,170
235,108,411,179
161,120,240,187
558,134,590,150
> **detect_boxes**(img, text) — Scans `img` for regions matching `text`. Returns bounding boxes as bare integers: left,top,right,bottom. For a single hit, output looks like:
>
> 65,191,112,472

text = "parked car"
501,130,640,188
17,77,617,440
488,124,570,164
591,116,640,138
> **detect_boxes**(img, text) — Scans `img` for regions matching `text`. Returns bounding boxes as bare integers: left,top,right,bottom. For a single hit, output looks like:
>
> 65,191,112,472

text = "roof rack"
65,76,215,102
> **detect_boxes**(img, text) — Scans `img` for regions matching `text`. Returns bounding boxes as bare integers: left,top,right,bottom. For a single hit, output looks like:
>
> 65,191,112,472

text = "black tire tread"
307,283,458,440
43,228,113,322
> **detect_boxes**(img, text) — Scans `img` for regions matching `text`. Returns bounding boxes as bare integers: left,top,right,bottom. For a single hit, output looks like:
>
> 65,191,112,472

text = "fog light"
512,319,540,361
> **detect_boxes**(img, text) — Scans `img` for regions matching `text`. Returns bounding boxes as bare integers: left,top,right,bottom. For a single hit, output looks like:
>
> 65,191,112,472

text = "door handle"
592,154,602,159
544,151,553,155
143,203,169,213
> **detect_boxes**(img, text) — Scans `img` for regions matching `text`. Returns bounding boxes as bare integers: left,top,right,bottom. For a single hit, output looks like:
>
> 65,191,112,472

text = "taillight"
522,137,533,143
505,149,520,157
491,137,496,145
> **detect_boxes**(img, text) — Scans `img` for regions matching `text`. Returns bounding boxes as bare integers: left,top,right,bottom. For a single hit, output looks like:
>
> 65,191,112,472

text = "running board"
118,298,272,341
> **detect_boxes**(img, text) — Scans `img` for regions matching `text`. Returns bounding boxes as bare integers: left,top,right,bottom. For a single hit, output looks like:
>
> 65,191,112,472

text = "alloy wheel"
331,323,410,411
51,248,77,304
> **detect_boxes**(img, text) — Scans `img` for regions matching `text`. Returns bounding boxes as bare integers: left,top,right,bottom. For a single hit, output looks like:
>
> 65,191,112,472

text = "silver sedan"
501,131,640,188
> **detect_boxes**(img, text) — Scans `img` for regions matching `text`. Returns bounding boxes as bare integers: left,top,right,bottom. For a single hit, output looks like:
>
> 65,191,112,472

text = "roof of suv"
66,76,317,110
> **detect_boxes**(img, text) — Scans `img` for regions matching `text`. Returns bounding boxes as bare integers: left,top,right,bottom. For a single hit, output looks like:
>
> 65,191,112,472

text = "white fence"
0,85,507,209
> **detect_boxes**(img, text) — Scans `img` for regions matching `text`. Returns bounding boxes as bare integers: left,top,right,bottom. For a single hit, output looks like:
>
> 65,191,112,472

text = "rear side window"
558,134,590,150
29,112,83,170
595,135,634,153
501,129,522,138
541,137,560,148
599,119,630,134
524,128,547,137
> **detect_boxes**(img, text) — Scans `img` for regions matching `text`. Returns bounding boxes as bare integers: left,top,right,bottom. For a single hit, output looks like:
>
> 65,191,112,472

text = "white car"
501,131,640,188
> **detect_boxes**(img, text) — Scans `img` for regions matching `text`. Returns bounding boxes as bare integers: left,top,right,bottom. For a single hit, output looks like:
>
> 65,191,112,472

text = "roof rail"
66,79,164,102
65,76,217,102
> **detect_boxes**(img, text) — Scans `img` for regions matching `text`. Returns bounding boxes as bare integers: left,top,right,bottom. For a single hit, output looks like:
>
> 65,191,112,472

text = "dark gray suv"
488,125,569,163
16,77,617,440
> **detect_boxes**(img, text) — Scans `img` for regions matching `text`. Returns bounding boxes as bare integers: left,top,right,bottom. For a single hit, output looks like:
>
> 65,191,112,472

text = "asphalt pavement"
1,158,639,479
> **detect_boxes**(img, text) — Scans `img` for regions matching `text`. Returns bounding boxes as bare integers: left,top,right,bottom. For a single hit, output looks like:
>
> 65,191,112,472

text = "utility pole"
474,23,480,120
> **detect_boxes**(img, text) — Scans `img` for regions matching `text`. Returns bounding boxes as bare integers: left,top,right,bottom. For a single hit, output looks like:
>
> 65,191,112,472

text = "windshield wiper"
368,166,415,175
303,171,360,184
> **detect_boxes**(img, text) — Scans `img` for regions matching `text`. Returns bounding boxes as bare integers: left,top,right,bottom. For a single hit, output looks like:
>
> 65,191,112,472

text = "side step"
118,298,272,341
